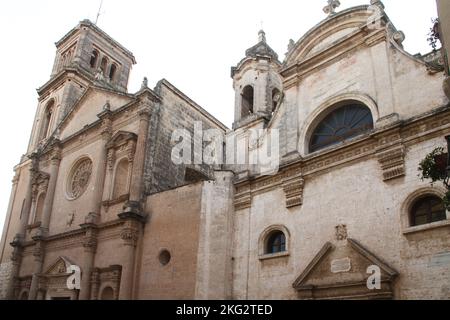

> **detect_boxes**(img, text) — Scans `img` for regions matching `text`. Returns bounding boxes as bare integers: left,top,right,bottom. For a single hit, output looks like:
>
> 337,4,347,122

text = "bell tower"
27,19,136,153
231,30,283,129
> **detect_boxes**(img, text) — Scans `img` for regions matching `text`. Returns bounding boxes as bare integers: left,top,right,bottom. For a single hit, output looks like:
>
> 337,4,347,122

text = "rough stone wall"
144,80,226,195
0,262,13,299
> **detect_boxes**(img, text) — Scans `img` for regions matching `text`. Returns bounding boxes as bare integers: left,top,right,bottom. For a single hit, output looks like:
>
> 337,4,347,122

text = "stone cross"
323,0,341,16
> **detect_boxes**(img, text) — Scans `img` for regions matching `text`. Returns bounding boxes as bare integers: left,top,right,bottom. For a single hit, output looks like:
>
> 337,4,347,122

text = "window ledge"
259,251,290,261
403,219,450,235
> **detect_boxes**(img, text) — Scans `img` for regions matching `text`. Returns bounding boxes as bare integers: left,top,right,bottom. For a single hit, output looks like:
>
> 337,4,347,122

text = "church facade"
1,1,450,300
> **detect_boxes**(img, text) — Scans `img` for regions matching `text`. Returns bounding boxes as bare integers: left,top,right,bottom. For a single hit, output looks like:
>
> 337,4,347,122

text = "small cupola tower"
231,30,283,129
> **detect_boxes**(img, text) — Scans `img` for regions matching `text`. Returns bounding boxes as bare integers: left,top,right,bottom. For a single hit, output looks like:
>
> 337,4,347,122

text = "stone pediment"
293,239,398,300
59,86,135,140
284,6,389,67
44,256,75,276
106,131,137,149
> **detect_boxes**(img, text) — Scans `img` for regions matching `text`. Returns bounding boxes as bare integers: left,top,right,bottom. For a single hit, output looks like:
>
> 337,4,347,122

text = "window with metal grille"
309,103,373,153
411,196,446,227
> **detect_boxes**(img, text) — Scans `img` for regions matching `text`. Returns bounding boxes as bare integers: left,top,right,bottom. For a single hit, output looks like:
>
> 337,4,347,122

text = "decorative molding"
375,130,405,181
120,220,139,247
376,144,405,181
90,265,122,300
335,224,348,241
234,184,252,211
282,172,305,208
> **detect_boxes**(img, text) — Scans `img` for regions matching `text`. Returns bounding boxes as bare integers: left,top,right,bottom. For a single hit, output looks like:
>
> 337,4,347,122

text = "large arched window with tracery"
309,102,374,153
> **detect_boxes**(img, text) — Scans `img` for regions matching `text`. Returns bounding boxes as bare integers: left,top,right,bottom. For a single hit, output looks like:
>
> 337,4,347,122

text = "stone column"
0,171,20,262
40,142,62,234
118,217,140,300
90,111,113,217
77,110,112,300
117,99,152,300
17,154,39,238
126,104,151,213
78,225,98,300
28,239,44,300
6,154,39,300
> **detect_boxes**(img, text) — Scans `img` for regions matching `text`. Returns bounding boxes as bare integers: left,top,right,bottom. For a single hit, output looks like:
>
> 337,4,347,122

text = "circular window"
67,158,93,200
159,250,171,266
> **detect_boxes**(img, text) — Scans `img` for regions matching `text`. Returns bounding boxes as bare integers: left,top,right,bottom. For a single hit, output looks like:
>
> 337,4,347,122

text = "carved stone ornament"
67,158,93,200
335,224,348,241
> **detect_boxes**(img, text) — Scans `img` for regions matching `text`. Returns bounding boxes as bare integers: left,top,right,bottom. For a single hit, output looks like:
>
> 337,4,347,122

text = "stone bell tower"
231,30,283,129
27,19,136,154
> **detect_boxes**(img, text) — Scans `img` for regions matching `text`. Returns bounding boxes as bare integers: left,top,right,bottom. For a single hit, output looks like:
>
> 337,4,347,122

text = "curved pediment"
284,6,382,67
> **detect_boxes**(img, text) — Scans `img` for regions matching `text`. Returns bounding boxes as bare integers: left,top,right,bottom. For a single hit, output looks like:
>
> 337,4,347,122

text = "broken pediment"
292,239,398,300
45,256,76,276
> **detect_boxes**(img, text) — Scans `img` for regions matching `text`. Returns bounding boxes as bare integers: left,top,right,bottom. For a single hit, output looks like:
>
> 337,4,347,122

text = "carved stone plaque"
331,257,351,273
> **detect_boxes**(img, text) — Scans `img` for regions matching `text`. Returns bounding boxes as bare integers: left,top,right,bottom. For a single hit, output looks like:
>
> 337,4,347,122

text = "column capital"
120,222,139,247
138,104,152,119
49,143,62,164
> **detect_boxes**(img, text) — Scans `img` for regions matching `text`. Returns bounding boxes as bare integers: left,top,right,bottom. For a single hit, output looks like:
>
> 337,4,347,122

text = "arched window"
90,50,99,69
272,88,281,113
410,195,446,227
100,287,114,300
39,100,55,141
109,64,117,81
113,159,130,199
34,193,45,224
100,57,108,75
241,86,254,117
266,231,286,254
309,102,374,153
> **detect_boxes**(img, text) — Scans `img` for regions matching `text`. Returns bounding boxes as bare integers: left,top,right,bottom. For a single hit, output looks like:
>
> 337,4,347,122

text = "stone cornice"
234,105,450,210
281,28,386,86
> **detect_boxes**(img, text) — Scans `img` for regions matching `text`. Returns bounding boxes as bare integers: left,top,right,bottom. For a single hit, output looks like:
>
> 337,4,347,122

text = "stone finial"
141,77,149,90
258,29,266,43
323,0,341,16
335,224,348,241
287,39,295,52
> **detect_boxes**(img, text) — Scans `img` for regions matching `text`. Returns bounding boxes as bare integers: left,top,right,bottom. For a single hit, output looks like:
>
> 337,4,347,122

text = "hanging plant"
418,147,447,183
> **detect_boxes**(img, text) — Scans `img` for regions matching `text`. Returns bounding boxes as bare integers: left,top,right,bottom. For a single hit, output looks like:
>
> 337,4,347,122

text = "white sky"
0,0,438,233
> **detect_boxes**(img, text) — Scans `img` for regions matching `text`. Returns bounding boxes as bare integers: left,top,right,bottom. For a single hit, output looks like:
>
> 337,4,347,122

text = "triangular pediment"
59,86,135,140
293,239,398,300
106,131,137,149
45,256,76,275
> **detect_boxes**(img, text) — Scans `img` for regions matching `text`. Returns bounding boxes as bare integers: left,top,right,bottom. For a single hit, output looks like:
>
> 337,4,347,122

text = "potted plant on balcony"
418,136,450,210
418,147,447,183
